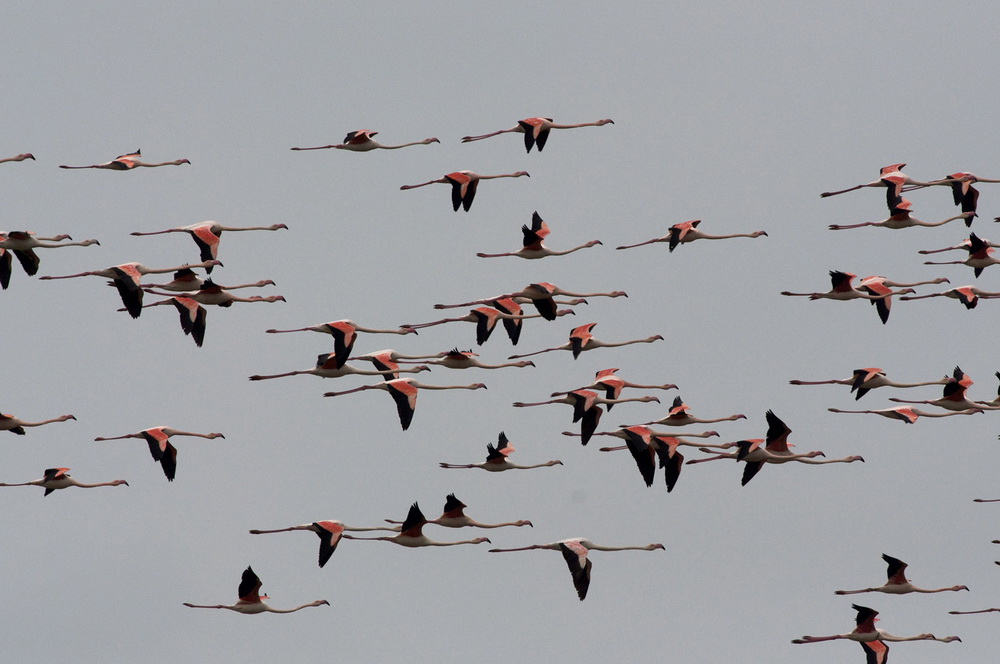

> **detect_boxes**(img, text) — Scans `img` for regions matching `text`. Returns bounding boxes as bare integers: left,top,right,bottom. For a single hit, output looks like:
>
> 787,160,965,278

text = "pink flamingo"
900,284,1000,309
94,426,224,481
828,199,973,230
487,537,664,601
0,232,99,278
0,467,127,496
402,306,575,346
1,412,75,435
781,270,911,302
461,117,613,152
918,233,1000,256
792,603,960,646
291,130,439,152
39,259,221,318
435,282,622,321
439,431,563,471
341,502,491,548
249,353,429,381
130,221,288,270
0,153,34,163
552,368,677,410
514,389,660,445
139,269,274,293
476,211,602,259
858,275,948,324
615,219,767,251
835,554,968,595
904,172,1000,222
635,395,746,427
128,296,207,347
323,378,486,430
141,280,285,307
820,163,949,211
384,494,532,529
508,322,663,360
790,367,950,400
248,521,397,567
396,348,536,370
887,366,1000,411
924,232,1000,277
59,149,190,170
183,566,329,613
828,406,984,423
266,319,415,369
400,170,529,211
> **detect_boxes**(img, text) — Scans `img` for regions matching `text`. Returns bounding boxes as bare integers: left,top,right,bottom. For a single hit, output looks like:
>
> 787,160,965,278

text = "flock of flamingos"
4,123,1000,660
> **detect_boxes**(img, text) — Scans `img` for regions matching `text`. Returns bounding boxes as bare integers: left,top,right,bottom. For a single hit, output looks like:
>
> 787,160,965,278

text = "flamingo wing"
313,521,345,567
238,566,263,602
558,540,592,600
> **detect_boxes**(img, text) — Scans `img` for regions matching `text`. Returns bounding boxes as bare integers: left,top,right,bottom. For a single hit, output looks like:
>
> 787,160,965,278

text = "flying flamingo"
347,348,446,379
400,170,530,212
924,232,1000,277
514,389,660,445
126,296,207,346
396,348,536,370
615,219,767,252
59,149,190,170
436,282,623,321
950,608,1000,615
551,368,677,410
508,323,663,360
899,284,1000,309
918,233,1000,256
0,467,128,496
265,320,416,369
820,164,950,211
249,353,429,381
887,366,1000,411
0,232,100,278
248,521,398,567
130,221,288,271
904,172,1000,222
1,412,76,435
635,395,747,428
439,431,563,471
141,280,285,307
323,378,487,430
341,502,491,548
384,494,533,529
401,306,575,346
138,269,275,293
39,259,221,318
790,367,950,400
858,275,948,324
183,566,329,613
460,117,614,152
0,152,34,163
93,426,225,481
835,554,969,595
476,211,602,259
828,199,973,230
291,130,440,152
781,271,910,303
487,537,664,601
827,406,984,423
791,603,960,647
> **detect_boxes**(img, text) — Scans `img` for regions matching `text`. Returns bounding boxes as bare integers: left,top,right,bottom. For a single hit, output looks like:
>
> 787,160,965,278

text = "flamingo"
265,320,415,369
858,275,948,323
0,152,34,163
396,348,536,370
508,323,663,360
384,494,532,529
183,566,329,613
781,271,908,303
514,389,660,445
950,607,1000,615
341,502,491,548
819,164,950,211
435,282,623,321
439,431,563,471
0,467,128,496
835,554,969,595
248,521,398,567
127,296,207,347
400,170,529,211
476,211,602,259
141,280,285,308
918,233,1000,256
249,353,429,381
460,117,614,152
0,232,100,278
59,149,190,170
551,368,677,410
635,395,747,428
39,260,221,318
924,232,1000,277
291,130,439,152
130,221,288,271
1,412,76,435
347,348,446,379
94,427,224,481
487,537,664,601
615,219,767,251
323,378,487,431
401,306,575,346
828,199,973,230
139,270,274,293
887,366,1000,411
790,367,950,400
792,603,960,646
827,406,984,423
904,172,1000,222
899,284,1000,309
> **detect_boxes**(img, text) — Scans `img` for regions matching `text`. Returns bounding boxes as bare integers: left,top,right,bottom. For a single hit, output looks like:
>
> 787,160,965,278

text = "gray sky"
4,2,999,662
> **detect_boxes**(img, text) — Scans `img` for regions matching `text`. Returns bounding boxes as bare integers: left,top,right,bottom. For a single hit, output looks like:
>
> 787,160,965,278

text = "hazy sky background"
4,3,1000,662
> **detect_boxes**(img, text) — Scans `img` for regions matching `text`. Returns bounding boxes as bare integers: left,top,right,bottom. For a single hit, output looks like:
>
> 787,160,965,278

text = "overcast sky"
4,3,1000,662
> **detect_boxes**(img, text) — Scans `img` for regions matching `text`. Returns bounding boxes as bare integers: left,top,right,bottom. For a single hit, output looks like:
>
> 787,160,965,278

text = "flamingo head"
424,138,441,144
598,119,614,125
